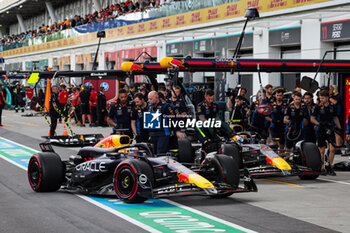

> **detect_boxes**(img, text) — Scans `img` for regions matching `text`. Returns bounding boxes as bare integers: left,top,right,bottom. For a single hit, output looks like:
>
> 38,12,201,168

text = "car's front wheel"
206,154,240,198
298,142,321,180
113,160,154,203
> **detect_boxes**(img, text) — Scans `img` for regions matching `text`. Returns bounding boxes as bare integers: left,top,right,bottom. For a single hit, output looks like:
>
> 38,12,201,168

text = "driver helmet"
232,135,249,143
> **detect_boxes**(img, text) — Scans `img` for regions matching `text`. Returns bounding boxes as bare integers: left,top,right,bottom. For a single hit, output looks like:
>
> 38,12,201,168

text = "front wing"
42,134,104,147
248,164,320,177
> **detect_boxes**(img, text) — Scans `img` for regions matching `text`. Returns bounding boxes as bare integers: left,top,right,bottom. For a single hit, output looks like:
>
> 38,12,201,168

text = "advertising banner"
73,18,156,34
0,0,329,58
83,79,119,104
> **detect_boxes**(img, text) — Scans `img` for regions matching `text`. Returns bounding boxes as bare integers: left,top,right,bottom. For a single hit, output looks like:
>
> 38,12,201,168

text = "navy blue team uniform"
303,103,316,143
167,98,188,149
284,102,307,148
131,104,149,143
196,101,218,143
167,98,187,116
311,103,337,147
231,105,248,121
242,97,250,109
231,104,249,131
250,100,268,139
108,103,133,138
49,92,60,136
148,101,173,155
331,94,343,128
265,95,276,106
197,101,218,119
269,101,288,144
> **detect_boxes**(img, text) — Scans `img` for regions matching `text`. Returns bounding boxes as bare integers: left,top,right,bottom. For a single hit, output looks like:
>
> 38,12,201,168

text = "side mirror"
300,76,319,93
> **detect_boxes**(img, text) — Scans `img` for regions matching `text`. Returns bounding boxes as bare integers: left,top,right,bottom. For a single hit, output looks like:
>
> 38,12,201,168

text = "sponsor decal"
90,72,107,76
268,0,287,9
117,28,124,36
176,15,186,26
149,21,158,31
139,174,148,184
138,24,146,33
281,31,289,41
75,161,107,172
107,30,115,38
100,82,109,91
127,26,135,34
162,18,171,28
207,8,220,20
191,12,202,23
247,0,262,11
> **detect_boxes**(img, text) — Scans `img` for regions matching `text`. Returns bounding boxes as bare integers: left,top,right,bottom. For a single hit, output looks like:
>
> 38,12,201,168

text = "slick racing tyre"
27,152,64,192
114,159,154,203
298,142,321,180
177,139,194,163
209,154,240,198
221,143,243,169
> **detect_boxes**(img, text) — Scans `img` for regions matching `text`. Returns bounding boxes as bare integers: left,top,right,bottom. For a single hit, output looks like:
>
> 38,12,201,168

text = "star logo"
150,110,161,122
143,111,162,129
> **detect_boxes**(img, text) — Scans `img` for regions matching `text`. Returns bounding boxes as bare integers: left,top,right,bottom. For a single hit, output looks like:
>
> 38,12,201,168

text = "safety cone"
63,125,69,136
48,129,51,137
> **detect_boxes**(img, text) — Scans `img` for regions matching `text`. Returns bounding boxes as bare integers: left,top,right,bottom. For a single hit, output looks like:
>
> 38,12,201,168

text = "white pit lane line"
317,178,350,186
0,136,257,233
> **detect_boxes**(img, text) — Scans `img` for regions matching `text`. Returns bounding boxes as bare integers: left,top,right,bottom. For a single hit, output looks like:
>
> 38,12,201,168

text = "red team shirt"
58,89,68,104
89,90,97,107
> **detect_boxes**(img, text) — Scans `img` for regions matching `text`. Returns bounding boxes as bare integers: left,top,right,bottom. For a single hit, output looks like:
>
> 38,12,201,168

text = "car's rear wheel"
27,152,64,192
298,142,321,180
114,160,154,203
208,154,240,198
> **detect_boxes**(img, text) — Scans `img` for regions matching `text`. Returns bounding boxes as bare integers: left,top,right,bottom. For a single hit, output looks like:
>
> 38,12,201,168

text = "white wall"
301,19,333,87
252,27,280,95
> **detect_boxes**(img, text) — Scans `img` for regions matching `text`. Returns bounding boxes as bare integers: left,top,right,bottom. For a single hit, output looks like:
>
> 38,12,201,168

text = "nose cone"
121,62,143,72
266,157,292,171
160,57,184,68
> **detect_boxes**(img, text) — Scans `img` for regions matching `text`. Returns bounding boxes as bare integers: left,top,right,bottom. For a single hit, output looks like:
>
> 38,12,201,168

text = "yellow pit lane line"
260,178,302,187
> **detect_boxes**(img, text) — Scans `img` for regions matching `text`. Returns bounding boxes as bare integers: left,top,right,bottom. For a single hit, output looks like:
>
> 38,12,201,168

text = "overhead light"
245,7,260,20
0,25,2,27
232,7,260,59
6,11,10,14
19,5,23,8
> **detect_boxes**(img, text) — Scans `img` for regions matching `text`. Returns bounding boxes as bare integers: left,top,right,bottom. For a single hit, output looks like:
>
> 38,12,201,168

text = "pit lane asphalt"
0,109,348,233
